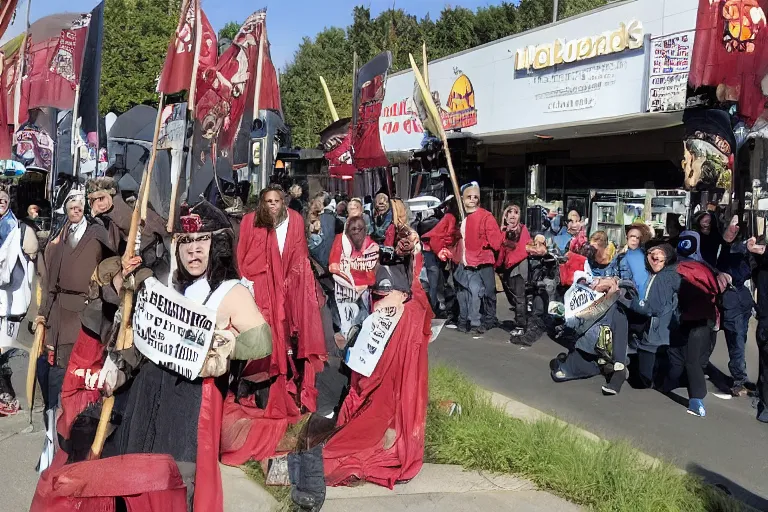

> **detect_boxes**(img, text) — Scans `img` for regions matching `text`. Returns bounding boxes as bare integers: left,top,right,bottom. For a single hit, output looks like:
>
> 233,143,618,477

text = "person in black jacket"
750,238,768,424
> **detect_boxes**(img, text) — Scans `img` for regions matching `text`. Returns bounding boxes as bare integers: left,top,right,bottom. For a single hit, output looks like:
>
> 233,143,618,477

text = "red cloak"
323,253,433,488
223,209,326,465
57,329,104,443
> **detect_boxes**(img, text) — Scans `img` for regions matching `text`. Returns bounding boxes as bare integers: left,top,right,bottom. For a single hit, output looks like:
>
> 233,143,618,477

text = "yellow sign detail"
515,20,644,71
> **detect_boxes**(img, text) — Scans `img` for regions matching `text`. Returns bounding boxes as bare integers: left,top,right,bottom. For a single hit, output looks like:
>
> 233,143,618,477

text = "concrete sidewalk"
323,463,581,511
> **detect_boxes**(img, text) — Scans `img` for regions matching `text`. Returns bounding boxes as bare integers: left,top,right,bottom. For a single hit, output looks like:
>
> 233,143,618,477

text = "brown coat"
39,221,114,368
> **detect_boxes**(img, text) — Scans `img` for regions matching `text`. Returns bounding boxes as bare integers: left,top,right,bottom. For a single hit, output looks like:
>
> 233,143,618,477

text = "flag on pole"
157,0,216,101
195,10,281,151
351,51,391,169
0,1,18,42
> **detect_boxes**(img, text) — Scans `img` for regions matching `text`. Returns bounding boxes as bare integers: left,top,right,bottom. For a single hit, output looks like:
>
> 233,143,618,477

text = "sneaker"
471,326,486,335
687,398,706,417
730,385,748,398
457,324,469,333
601,385,618,396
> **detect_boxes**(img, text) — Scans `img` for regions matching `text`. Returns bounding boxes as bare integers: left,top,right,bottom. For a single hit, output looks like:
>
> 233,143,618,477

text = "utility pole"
553,0,559,23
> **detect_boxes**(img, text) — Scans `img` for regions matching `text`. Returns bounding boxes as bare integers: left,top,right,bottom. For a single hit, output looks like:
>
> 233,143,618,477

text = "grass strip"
242,460,292,511
426,365,751,512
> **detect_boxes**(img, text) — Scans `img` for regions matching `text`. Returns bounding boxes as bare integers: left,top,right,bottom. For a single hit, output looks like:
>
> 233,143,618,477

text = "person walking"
497,204,531,339
452,182,503,334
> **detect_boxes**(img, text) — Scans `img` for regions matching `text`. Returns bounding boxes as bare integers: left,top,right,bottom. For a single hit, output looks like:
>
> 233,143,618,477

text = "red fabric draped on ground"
323,254,433,489
30,454,188,512
224,209,326,465
58,329,103,442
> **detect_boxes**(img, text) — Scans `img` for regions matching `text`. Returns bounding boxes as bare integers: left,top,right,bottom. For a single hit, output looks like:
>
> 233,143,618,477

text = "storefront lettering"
515,20,644,71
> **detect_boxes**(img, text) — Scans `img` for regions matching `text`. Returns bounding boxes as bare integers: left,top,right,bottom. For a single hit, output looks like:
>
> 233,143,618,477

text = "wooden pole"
253,17,267,191
422,42,429,90
90,94,165,459
71,84,81,179
409,53,464,220
14,0,32,131
319,76,339,122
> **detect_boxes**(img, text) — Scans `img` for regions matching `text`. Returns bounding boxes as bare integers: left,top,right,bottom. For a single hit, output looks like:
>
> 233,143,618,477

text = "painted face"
375,195,389,214
346,217,367,249
263,191,284,220
27,205,39,219
88,193,113,216
0,192,9,216
347,201,363,218
647,248,667,273
505,207,520,228
626,228,642,250
178,232,212,277
566,210,581,235
462,188,480,213
699,214,712,235
66,202,84,224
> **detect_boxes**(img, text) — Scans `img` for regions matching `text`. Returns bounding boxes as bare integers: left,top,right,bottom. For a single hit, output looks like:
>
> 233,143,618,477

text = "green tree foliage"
100,0,180,114
282,0,608,148
218,21,240,42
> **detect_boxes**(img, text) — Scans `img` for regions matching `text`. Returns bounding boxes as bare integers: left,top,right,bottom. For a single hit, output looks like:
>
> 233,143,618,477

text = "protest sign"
133,277,216,380
345,293,404,377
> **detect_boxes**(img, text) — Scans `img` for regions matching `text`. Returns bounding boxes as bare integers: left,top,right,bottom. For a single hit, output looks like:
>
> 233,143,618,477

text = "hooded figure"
32,198,272,512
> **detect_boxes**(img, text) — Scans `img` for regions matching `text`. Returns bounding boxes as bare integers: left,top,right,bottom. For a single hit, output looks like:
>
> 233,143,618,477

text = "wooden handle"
26,326,44,410
409,53,464,220
88,395,114,459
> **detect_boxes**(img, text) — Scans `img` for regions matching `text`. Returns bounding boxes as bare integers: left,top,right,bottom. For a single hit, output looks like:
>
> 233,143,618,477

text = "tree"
281,0,609,148
100,0,179,114
219,21,240,42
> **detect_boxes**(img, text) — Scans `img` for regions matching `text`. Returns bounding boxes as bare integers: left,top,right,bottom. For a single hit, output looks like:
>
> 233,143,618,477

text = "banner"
78,1,104,136
13,122,54,171
351,51,391,169
0,1,18,43
157,102,188,151
345,293,405,377
319,117,354,177
24,13,90,114
133,277,216,380
158,0,196,96
689,0,768,125
196,10,280,151
647,31,694,113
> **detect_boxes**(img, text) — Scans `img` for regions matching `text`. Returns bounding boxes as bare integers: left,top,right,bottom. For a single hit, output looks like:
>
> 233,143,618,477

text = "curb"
483,388,763,511
485,390,676,473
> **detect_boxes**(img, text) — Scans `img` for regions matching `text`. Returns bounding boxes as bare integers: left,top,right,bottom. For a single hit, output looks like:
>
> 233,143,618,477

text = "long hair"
254,185,285,229
175,230,240,293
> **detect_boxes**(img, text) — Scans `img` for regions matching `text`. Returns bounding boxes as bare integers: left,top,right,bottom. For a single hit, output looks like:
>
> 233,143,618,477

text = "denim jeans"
454,264,497,329
722,287,753,387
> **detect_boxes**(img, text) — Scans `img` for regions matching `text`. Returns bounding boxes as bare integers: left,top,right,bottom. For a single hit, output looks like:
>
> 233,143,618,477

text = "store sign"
647,31,694,113
514,20,644,71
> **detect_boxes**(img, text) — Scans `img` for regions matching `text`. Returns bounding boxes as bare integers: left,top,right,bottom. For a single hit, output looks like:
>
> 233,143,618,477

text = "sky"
0,0,508,69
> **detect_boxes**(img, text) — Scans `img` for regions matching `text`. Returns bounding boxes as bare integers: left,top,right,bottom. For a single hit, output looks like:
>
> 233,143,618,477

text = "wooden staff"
253,16,267,191
13,0,31,131
408,53,464,220
25,322,44,421
167,0,202,233
89,94,165,459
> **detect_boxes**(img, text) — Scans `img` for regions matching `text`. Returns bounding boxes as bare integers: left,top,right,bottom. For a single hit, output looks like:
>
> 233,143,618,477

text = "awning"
475,111,685,146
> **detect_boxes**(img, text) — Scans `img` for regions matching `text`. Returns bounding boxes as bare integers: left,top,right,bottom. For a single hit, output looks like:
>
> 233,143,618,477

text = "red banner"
24,13,90,112
158,0,199,96
320,117,355,178
689,0,768,125
0,1,18,42
352,52,391,169
195,10,281,151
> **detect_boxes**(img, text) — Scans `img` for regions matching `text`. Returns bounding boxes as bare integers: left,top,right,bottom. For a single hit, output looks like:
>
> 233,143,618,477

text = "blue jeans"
454,264,496,329
722,286,754,386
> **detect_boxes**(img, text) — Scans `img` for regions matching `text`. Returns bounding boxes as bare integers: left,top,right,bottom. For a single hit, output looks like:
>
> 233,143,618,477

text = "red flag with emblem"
157,0,197,96
195,10,281,151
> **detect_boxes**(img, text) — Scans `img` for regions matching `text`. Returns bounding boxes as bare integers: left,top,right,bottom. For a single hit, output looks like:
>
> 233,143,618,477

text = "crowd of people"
0,171,762,511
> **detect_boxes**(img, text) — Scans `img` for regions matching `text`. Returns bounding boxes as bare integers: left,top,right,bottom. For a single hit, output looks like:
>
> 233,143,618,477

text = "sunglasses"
176,233,212,245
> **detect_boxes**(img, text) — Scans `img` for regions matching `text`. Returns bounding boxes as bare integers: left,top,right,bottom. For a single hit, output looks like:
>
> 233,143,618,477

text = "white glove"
96,355,120,395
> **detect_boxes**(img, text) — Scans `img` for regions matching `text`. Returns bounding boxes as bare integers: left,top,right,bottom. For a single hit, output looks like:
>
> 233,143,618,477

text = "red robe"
223,209,326,465
329,234,379,287
323,253,433,488
57,330,103,444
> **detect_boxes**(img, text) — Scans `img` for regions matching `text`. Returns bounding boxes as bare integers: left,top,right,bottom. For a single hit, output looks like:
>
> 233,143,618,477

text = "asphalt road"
430,297,768,510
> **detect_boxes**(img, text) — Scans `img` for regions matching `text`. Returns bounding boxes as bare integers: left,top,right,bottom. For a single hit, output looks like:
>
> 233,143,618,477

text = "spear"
89,94,165,459
319,76,339,122
409,52,464,220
